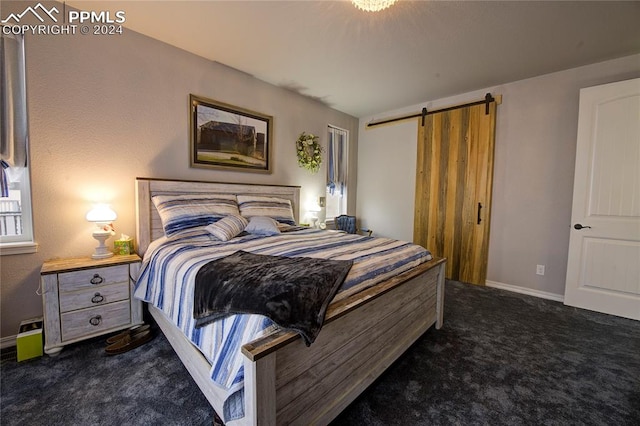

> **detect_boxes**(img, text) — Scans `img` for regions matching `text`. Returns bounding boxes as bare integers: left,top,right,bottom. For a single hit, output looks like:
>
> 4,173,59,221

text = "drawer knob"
91,293,105,304
90,274,104,285
89,315,102,326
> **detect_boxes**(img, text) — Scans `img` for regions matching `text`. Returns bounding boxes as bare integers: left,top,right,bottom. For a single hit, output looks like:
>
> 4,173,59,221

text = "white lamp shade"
86,204,117,223
307,199,322,213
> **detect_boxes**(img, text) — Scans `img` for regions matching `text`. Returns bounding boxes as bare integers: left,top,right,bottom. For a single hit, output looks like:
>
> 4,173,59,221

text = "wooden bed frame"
135,177,446,425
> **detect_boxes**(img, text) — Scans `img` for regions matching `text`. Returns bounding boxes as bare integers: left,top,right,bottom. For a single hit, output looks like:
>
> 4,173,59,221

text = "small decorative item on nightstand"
40,254,143,355
114,234,134,255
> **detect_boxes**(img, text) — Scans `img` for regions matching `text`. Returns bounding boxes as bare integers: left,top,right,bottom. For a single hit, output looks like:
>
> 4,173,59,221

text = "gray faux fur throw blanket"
193,250,353,346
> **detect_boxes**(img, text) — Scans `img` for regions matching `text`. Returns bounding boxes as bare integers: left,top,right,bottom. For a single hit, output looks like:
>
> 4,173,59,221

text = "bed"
135,177,446,425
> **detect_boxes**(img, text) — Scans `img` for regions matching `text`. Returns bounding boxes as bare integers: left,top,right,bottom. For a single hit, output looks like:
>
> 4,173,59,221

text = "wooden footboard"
242,258,445,425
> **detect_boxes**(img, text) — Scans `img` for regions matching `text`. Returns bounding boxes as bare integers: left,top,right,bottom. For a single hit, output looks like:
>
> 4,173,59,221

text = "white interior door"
564,78,640,321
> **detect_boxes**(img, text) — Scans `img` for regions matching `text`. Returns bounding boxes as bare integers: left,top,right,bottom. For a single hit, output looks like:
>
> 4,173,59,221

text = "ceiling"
67,1,640,117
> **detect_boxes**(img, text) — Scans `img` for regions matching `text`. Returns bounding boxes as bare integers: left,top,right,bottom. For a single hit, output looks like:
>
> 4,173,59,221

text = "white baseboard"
485,280,564,303
1,334,17,349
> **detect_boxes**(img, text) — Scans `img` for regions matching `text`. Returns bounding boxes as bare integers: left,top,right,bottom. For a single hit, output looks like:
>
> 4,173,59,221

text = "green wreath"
296,132,322,173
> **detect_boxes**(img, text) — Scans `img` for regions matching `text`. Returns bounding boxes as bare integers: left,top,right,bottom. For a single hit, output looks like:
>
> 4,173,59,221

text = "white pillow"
205,215,248,241
244,216,281,236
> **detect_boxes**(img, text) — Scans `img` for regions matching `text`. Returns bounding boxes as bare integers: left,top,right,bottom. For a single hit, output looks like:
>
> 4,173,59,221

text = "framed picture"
189,94,273,173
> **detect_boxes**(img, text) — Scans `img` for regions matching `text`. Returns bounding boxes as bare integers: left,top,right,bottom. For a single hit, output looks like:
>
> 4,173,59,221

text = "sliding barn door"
413,102,497,285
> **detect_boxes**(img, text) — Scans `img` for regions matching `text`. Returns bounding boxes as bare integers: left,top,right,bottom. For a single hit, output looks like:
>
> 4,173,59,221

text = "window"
1,165,34,245
1,32,36,254
325,125,348,221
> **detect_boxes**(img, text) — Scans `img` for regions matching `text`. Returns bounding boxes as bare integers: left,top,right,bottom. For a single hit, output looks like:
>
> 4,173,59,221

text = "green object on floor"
16,317,43,362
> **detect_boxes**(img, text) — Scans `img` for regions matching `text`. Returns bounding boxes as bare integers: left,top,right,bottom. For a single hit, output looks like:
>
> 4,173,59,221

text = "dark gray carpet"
1,280,639,425
0,324,214,426
333,281,640,425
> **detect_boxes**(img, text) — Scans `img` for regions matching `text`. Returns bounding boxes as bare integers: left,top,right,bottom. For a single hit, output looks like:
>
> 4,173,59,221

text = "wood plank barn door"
413,101,497,285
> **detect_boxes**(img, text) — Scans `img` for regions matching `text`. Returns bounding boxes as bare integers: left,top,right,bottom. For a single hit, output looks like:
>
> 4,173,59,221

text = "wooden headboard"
135,178,301,255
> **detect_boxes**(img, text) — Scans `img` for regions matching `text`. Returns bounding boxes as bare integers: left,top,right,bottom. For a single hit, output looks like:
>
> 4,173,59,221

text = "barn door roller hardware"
367,93,498,128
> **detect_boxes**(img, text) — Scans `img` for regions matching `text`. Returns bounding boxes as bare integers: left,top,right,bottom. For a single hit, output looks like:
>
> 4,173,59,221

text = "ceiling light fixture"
352,0,397,12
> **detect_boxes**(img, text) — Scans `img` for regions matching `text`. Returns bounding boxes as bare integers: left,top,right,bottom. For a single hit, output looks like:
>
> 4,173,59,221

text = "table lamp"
86,204,117,259
308,201,321,229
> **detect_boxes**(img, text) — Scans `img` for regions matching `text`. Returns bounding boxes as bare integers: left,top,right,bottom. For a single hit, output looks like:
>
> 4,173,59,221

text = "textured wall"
0,6,358,338
357,54,640,297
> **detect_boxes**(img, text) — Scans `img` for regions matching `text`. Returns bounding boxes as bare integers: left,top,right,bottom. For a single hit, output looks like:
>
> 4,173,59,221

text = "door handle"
574,223,592,230
477,203,482,225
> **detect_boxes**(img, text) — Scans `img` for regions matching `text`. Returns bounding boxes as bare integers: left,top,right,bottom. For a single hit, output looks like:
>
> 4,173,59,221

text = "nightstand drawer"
59,282,130,313
58,265,129,292
61,300,131,341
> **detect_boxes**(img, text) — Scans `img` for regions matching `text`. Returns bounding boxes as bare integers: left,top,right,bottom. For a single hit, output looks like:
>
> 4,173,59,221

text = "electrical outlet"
536,264,545,276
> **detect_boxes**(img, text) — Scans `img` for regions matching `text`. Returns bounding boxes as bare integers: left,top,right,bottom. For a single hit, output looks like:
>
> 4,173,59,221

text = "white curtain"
1,33,29,197
327,126,347,196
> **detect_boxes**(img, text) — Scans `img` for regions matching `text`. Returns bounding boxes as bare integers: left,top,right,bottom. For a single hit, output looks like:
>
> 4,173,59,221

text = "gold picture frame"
189,94,273,173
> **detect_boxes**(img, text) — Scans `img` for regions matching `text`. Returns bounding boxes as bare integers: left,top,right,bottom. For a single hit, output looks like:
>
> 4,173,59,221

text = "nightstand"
40,254,143,355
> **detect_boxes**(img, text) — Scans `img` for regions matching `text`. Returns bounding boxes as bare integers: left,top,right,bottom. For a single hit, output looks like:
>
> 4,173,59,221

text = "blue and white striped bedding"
134,227,432,420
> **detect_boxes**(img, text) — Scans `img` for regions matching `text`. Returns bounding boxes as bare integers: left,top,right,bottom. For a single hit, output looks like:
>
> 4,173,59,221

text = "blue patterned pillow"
237,195,296,225
205,215,248,241
152,194,239,236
